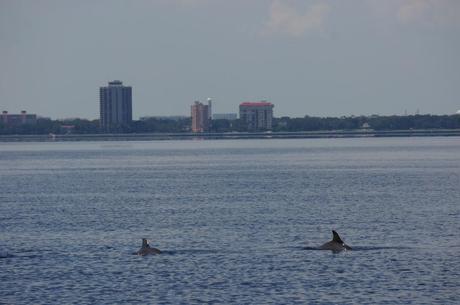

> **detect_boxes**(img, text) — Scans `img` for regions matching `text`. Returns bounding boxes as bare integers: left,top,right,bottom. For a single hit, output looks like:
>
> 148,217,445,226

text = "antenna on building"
207,98,212,119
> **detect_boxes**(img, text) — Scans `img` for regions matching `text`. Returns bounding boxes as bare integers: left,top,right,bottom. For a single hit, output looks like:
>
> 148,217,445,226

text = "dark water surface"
1,138,459,304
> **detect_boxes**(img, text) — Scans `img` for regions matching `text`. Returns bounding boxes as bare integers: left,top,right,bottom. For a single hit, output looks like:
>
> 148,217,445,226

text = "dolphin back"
137,247,161,256
137,239,161,256
318,230,352,252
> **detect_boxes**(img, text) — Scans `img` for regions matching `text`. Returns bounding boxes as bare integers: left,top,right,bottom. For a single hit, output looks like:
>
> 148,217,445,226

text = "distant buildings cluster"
3,80,460,135
96,80,275,132
190,99,274,132
2,80,276,132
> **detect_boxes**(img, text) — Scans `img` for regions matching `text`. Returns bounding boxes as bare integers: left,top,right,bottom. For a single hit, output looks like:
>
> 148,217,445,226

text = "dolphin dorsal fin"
332,230,344,243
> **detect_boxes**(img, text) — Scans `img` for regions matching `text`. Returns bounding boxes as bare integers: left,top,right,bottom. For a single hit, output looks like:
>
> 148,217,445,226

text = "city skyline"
2,90,459,121
1,1,459,119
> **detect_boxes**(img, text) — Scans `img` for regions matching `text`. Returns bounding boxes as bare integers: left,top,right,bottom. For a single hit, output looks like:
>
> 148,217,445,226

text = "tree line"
273,114,460,132
0,114,459,135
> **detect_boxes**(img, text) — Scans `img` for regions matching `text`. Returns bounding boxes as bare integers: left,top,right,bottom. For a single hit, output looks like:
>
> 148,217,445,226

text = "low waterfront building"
140,116,189,121
1,111,37,125
212,113,238,120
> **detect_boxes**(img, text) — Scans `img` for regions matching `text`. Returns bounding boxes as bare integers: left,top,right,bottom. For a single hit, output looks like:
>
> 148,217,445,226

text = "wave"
131,249,222,256
300,246,411,251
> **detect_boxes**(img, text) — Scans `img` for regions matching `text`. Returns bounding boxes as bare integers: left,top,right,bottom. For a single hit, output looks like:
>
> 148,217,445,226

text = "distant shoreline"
1,129,460,142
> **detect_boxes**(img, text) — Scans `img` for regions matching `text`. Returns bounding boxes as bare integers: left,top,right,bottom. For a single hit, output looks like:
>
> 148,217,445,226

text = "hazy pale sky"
1,0,459,119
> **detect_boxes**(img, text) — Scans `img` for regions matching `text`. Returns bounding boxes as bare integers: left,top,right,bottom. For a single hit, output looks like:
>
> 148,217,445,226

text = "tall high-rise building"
99,80,132,131
191,101,210,132
239,101,274,130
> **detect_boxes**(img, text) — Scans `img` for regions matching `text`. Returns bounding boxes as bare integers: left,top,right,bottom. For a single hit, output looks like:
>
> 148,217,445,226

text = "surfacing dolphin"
319,230,352,252
136,238,161,256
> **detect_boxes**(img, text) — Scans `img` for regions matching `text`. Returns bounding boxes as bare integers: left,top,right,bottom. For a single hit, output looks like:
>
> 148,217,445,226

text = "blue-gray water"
1,138,459,304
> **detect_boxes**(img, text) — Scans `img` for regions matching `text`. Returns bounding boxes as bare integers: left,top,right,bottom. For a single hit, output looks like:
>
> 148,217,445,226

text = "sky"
1,0,459,119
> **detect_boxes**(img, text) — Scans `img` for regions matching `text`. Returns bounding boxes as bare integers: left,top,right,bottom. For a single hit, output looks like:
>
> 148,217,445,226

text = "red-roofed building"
239,101,274,130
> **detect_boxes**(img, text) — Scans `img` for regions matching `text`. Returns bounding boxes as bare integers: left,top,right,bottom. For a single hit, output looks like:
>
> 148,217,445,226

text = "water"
1,137,459,304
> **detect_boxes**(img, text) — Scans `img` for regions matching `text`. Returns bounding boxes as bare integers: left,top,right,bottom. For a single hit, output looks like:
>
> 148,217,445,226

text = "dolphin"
136,238,161,256
319,230,352,252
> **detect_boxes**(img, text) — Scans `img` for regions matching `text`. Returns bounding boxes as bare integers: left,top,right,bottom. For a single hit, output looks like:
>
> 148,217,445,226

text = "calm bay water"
1,137,459,304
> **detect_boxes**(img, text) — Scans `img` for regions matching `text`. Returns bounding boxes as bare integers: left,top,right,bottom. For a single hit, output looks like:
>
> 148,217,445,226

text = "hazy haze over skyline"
1,0,459,119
